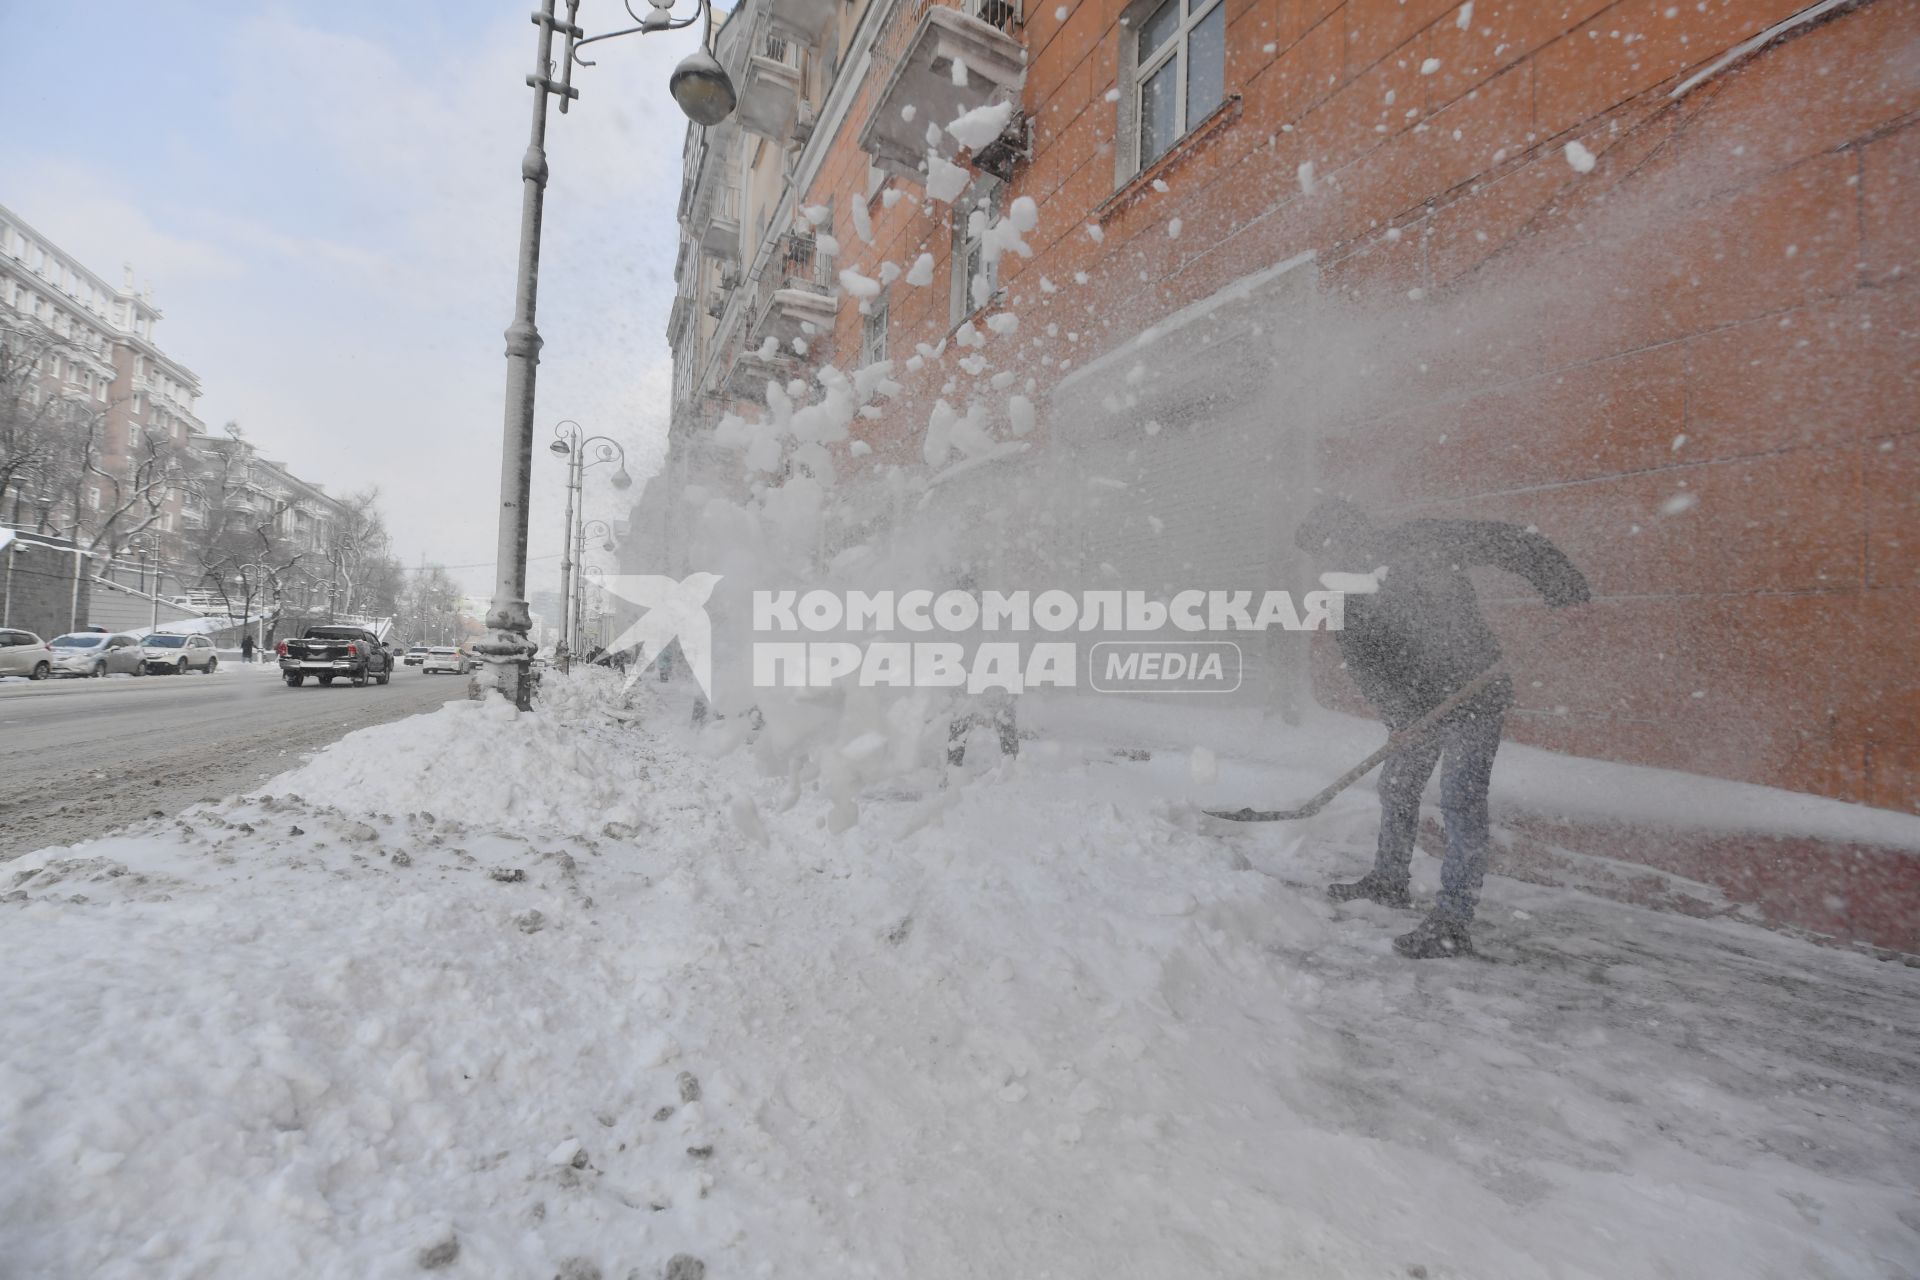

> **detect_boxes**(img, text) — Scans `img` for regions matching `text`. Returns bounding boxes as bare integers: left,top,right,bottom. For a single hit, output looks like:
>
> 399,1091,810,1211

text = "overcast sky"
0,0,691,599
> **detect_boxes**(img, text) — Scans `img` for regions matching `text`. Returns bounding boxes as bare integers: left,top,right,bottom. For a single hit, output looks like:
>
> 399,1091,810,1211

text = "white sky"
0,1,693,599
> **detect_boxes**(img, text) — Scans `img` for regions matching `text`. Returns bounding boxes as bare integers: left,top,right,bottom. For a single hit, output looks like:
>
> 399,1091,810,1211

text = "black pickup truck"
277,625,393,688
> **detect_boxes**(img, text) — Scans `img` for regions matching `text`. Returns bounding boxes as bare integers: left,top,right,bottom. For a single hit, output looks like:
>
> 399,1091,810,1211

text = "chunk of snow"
850,196,874,245
1564,140,1597,173
1085,224,1104,244
948,100,1014,151
905,253,935,287
839,268,881,299
816,233,841,256
900,103,917,122
1320,567,1388,594
1008,393,1035,436
1189,747,1218,787
1009,195,1039,233
1168,217,1182,239
1456,2,1474,30
1420,57,1441,75
1661,492,1699,516
802,204,831,227
926,154,970,204
950,57,969,87
1151,178,1170,193
986,312,1019,336
1297,161,1316,195
878,260,902,285
881,188,903,209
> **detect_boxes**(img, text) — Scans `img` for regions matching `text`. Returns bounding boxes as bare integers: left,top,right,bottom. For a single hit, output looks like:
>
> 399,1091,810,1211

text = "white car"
140,632,219,675
50,632,146,677
421,646,470,675
0,628,54,680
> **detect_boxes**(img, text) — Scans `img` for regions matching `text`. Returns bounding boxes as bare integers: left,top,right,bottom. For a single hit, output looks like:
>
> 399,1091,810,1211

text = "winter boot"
1392,910,1475,959
1326,872,1412,909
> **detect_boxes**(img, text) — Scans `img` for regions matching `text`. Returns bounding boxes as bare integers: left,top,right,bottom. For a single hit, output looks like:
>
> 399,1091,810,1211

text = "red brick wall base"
1417,811,1920,956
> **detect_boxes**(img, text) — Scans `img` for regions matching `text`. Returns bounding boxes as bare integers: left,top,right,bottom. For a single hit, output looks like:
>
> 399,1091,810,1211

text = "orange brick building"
661,0,1918,948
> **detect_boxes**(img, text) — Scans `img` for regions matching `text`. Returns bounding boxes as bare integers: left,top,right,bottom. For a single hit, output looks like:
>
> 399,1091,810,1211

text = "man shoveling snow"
1294,498,1590,958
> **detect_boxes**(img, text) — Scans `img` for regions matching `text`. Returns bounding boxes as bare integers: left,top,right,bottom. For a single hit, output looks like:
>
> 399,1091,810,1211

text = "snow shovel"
1205,621,1572,823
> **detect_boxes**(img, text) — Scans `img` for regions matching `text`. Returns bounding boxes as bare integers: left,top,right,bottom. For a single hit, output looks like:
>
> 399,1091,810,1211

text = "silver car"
50,632,147,677
0,628,54,680
140,632,220,675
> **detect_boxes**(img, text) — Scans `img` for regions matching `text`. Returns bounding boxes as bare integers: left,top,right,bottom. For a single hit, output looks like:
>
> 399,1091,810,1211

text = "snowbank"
2,672,1915,1279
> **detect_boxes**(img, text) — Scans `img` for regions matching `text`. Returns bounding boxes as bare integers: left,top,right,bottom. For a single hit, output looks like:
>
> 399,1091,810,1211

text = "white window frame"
1116,0,1226,184
949,180,1004,330
860,292,889,367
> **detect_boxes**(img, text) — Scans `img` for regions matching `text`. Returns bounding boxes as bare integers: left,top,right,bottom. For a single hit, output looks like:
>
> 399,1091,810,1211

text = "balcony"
694,179,742,261
736,33,805,143
750,234,837,347
858,6,1026,183
766,0,838,45
725,348,797,401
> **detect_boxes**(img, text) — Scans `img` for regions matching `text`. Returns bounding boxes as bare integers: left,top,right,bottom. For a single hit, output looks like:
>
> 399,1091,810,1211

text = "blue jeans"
1373,698,1505,922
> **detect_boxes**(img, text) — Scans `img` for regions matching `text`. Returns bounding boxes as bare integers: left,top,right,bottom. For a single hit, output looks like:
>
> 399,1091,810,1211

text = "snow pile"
255,676,654,835
3,674,1917,1278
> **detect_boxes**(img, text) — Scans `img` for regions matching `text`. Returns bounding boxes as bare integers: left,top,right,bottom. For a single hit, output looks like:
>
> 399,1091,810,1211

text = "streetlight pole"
548,423,629,672
477,0,736,709
131,538,159,632
576,518,613,660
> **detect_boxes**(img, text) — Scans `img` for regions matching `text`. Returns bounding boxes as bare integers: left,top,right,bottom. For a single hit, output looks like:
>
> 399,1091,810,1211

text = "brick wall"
780,0,1918,822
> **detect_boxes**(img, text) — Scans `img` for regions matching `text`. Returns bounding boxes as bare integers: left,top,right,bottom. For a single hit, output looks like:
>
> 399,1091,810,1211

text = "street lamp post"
576,518,615,660
477,0,735,709
130,538,159,632
549,422,630,673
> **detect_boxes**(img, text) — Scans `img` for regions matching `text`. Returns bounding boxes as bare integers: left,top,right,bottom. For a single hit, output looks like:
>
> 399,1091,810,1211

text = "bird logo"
592,572,724,698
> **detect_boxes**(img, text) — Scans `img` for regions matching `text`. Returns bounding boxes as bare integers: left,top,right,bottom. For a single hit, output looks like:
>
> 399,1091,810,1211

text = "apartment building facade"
659,0,1917,945
0,202,206,561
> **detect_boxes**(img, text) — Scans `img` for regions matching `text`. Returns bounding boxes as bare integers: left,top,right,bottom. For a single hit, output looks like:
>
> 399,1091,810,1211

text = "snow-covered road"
0,664,458,860
2,673,1915,1279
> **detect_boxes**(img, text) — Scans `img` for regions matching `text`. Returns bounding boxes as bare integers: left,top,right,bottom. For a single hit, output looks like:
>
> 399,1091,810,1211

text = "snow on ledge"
1669,0,1856,100
1025,693,1920,852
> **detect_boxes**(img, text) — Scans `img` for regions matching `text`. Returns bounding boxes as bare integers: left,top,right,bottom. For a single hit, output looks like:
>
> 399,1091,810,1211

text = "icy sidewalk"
1,676,1915,1280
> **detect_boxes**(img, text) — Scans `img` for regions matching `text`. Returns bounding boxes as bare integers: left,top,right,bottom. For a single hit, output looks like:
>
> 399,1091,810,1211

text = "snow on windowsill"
1669,0,1858,101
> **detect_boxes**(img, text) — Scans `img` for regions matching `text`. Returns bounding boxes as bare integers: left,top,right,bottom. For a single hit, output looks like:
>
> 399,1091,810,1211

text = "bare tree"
179,424,307,634
0,317,105,529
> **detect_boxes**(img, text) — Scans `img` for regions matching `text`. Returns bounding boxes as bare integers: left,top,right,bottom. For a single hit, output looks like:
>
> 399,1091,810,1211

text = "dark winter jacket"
1332,520,1589,727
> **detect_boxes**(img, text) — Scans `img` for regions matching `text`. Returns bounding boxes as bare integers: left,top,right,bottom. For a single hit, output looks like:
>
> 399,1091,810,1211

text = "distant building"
0,202,206,561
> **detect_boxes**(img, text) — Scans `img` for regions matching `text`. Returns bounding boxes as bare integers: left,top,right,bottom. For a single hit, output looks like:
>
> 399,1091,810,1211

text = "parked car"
421,646,470,675
50,632,146,677
277,625,392,687
140,632,219,675
0,628,53,680
403,644,429,667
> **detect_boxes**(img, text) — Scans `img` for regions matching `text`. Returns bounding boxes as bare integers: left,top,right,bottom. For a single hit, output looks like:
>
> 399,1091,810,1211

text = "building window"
861,293,889,367
1120,0,1225,179
949,181,1003,328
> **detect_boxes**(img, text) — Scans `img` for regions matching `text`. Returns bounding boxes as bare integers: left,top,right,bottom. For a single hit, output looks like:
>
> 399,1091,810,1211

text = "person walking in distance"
240,633,256,664
1294,498,1590,958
